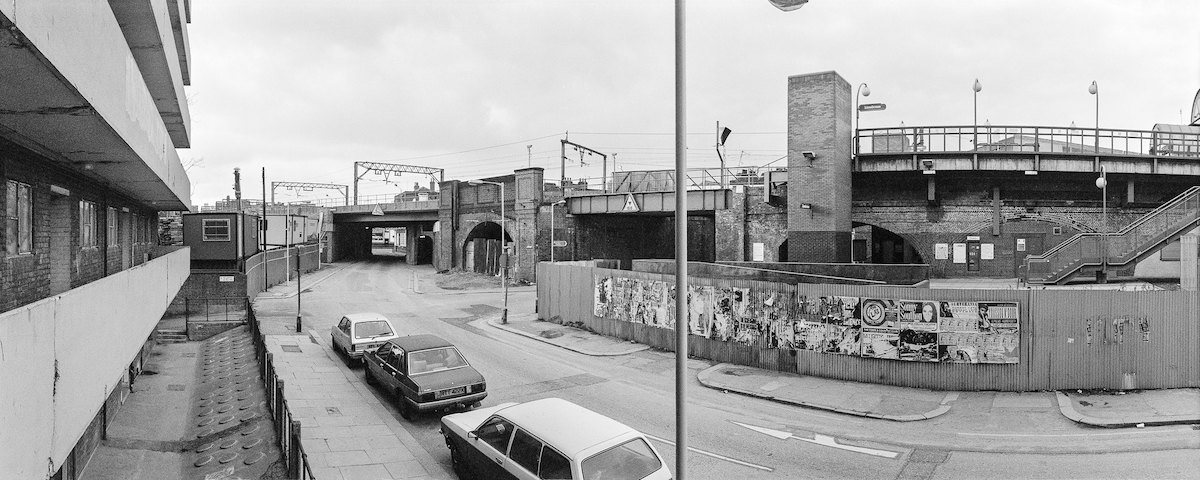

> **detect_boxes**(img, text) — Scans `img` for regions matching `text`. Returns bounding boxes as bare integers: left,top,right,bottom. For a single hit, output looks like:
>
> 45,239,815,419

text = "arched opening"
462,221,512,274
777,239,788,262
853,223,924,264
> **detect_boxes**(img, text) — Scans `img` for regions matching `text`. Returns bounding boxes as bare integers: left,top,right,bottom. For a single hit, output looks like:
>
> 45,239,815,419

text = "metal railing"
546,166,779,195
1026,186,1200,284
248,306,317,479
184,297,249,327
857,125,1200,158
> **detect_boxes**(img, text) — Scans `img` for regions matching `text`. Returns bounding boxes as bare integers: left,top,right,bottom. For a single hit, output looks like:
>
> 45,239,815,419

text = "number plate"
435,387,466,399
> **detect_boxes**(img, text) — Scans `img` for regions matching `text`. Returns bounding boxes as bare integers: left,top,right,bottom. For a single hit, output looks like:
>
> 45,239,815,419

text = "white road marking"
732,421,902,459
643,433,774,472
958,428,1195,438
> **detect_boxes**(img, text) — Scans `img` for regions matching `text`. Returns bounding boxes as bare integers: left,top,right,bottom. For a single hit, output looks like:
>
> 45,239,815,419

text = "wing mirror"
467,430,478,439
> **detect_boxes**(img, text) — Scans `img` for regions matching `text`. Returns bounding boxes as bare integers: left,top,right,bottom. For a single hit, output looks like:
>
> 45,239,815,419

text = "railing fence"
247,306,316,479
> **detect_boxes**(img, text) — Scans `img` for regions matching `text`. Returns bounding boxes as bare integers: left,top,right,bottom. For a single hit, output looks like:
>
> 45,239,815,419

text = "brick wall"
787,71,853,262
2,139,164,312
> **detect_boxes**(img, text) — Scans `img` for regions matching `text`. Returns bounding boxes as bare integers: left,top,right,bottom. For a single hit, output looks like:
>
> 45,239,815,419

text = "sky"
184,0,1200,208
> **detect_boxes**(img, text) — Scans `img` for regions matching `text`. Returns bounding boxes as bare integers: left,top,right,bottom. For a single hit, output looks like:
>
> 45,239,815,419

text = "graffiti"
593,275,1022,364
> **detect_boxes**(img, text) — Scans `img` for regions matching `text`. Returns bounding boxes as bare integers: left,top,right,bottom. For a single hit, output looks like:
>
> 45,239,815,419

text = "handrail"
857,124,1200,158
1025,186,1200,284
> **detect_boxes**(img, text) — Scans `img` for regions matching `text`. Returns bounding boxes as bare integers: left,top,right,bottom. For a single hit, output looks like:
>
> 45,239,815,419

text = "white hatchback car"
441,397,671,480
330,312,398,363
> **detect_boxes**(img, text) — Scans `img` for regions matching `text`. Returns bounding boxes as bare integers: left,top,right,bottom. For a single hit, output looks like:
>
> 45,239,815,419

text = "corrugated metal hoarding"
536,262,1199,391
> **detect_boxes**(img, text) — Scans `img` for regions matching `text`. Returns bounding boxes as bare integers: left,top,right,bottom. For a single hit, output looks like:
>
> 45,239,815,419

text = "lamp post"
854,83,870,156
1089,81,1099,154
1095,167,1108,283
972,79,982,151
469,180,508,323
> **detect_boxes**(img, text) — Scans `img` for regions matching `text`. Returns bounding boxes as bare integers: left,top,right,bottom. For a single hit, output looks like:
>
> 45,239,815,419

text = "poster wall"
593,275,1020,364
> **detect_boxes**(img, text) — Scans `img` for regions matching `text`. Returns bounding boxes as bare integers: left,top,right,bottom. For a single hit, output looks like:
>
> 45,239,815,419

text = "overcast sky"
184,0,1200,207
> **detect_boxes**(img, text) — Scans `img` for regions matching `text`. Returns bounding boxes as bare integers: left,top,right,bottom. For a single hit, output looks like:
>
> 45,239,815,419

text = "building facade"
1,1,194,479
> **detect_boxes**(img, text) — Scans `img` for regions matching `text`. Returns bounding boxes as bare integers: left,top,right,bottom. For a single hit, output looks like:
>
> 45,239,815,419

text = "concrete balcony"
0,247,190,479
0,1,191,210
110,0,192,148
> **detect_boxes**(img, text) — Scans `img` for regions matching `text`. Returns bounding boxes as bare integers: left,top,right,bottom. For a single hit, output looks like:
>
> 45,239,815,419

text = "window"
107,207,118,246
354,320,394,339
476,417,515,453
508,429,543,474
79,200,97,247
202,219,231,241
6,180,32,255
539,446,573,479
581,438,661,480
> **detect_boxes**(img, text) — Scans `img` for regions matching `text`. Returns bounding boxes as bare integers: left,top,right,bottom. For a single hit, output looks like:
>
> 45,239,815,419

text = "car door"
388,349,421,404
501,428,542,480
369,346,399,389
332,317,351,352
470,416,518,479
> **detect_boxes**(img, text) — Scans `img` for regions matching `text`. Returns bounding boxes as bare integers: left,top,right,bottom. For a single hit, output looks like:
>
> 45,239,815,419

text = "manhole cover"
168,384,185,391
280,345,301,353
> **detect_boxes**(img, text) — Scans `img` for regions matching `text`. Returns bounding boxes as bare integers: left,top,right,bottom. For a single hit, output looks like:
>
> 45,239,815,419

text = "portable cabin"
182,212,261,267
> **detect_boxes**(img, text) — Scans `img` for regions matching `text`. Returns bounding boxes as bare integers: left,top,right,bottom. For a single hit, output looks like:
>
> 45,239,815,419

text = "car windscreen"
581,438,661,480
353,320,393,339
407,347,467,375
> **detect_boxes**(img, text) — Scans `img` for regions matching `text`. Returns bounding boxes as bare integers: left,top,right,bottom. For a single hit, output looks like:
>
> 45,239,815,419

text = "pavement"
488,310,1200,428
252,265,448,480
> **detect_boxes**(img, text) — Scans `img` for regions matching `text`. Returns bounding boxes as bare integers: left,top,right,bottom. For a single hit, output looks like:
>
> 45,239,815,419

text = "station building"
0,2,193,478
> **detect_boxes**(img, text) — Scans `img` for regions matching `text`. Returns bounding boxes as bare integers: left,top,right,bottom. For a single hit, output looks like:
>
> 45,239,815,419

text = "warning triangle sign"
621,194,640,212
371,204,385,216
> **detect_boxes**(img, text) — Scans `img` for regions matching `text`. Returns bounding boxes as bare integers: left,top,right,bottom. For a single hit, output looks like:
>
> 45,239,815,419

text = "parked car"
330,313,398,363
364,334,486,419
440,397,671,480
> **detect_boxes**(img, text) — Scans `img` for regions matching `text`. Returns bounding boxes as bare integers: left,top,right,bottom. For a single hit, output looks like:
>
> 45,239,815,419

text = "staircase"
1025,186,1200,285
156,329,189,343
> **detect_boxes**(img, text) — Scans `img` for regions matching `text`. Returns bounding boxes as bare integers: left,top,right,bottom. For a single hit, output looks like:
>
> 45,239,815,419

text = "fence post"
288,420,302,478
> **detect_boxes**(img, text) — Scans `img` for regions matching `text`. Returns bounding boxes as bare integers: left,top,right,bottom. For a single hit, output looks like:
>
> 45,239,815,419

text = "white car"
441,398,671,480
330,312,398,363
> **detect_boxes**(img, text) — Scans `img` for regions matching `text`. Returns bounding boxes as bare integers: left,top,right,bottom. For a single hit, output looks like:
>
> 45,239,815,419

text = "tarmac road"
254,256,1200,480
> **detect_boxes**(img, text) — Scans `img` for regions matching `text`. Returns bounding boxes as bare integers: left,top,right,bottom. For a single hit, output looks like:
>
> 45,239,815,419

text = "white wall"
0,248,189,479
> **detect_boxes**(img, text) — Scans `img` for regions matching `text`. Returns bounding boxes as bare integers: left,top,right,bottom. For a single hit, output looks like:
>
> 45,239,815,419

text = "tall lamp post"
469,180,508,323
1095,167,1108,283
1089,81,1099,154
854,83,870,156
972,79,982,151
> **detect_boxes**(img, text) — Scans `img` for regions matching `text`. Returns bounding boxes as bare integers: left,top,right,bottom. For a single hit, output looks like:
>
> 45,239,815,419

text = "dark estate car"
364,334,487,419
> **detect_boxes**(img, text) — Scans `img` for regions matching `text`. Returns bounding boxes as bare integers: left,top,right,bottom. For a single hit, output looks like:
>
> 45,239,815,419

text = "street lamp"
854,83,870,157
1095,167,1108,283
1089,81,1099,154
468,180,508,323
973,79,982,151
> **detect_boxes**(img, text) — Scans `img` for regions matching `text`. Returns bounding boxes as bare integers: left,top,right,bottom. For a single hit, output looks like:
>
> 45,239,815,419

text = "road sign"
622,194,640,212
858,103,887,111
371,205,384,216
552,240,567,247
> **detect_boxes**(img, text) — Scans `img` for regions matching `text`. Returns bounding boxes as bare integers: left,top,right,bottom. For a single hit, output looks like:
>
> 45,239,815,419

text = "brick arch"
851,221,925,264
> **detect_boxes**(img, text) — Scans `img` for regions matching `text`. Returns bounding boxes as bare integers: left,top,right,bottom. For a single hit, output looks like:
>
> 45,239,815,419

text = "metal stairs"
1025,185,1200,285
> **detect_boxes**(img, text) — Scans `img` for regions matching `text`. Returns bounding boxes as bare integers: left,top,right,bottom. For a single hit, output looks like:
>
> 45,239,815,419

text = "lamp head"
1095,176,1107,189
801,151,817,161
860,84,870,97
1089,81,1098,95
973,79,982,93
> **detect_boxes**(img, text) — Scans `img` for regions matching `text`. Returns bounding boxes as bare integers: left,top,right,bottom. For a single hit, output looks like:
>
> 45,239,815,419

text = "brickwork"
716,190,789,262
1,139,162,312
787,71,853,262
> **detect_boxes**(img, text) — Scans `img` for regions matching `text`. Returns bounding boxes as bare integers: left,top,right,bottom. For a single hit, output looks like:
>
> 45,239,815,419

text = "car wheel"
398,391,415,420
450,442,474,479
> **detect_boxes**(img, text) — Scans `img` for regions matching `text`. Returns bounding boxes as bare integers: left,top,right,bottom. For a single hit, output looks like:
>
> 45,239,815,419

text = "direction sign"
858,103,887,112
552,240,568,247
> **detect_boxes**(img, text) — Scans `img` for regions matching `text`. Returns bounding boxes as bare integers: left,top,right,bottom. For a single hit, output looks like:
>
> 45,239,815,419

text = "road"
255,256,1200,479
